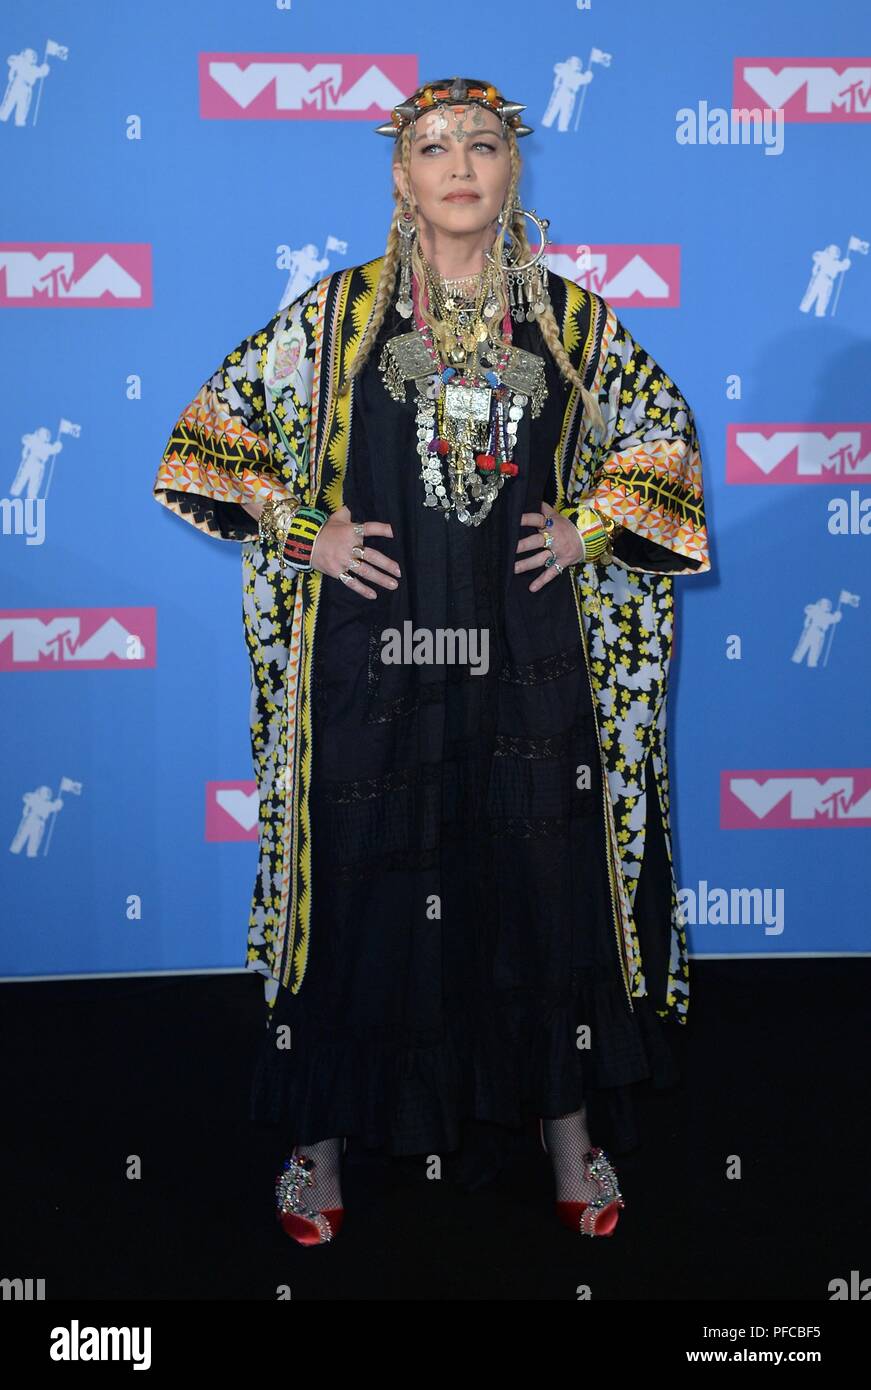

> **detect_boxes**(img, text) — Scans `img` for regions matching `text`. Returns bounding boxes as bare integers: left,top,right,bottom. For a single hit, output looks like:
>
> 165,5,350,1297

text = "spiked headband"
373,75,533,139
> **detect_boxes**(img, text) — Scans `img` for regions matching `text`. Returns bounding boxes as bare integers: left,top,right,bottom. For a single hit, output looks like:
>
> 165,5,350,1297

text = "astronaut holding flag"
0,48,49,127
0,39,67,128
10,778,79,858
542,49,613,133
791,590,859,668
800,234,867,318
10,417,80,502
278,236,349,311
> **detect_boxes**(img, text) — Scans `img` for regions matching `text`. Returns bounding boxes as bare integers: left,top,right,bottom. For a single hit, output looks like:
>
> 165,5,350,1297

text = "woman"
154,76,710,1245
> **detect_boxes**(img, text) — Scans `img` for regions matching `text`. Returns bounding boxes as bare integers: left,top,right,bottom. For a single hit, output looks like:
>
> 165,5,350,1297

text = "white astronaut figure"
791,597,842,667
10,426,62,500
10,786,64,857
541,57,593,132
0,48,49,127
278,245,331,310
799,245,852,318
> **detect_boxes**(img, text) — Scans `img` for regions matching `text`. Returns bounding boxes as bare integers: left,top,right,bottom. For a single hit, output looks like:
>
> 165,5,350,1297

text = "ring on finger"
541,531,554,549
352,523,364,538
544,552,557,568
349,556,362,572
351,545,365,560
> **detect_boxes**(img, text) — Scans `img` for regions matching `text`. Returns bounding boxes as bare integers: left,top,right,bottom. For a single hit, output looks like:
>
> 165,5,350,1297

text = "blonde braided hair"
339,121,605,435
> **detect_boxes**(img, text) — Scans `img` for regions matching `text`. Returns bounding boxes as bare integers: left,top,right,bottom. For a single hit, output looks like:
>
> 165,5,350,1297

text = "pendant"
413,379,505,526
378,332,436,402
444,382,492,424
380,324,549,527
483,344,548,417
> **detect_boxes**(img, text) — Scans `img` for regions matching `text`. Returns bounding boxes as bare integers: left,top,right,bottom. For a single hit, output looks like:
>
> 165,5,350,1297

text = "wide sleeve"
569,308,711,576
153,290,318,542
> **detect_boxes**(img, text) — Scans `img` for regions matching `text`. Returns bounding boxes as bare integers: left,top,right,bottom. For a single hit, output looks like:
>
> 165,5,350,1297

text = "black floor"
2,959,868,1301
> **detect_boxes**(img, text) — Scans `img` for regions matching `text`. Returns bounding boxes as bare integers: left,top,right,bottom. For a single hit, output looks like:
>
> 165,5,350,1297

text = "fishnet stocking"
291,1137,344,1210
541,1105,602,1203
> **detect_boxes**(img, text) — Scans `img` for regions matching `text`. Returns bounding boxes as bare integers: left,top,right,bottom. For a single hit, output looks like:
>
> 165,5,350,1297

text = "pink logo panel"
0,608,156,669
733,57,871,121
545,244,680,307
0,244,153,307
200,52,418,120
726,423,871,483
721,770,871,827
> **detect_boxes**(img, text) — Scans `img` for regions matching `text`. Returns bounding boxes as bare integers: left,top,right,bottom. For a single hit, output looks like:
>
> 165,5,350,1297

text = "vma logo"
727,424,871,483
544,244,680,306
0,244,152,307
0,609,156,669
200,53,418,120
734,58,871,120
722,771,871,827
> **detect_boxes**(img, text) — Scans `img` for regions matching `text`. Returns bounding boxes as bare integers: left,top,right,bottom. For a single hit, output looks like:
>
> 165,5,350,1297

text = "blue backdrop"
2,0,869,981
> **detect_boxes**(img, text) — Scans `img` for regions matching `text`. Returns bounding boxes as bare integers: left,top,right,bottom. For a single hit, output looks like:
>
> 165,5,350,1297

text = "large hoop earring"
486,204,551,322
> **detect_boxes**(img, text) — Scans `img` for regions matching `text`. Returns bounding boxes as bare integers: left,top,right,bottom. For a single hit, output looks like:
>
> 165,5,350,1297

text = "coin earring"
396,196,416,319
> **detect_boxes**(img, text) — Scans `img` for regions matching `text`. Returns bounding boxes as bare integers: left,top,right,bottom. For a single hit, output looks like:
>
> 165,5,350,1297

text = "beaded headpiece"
373,75,533,140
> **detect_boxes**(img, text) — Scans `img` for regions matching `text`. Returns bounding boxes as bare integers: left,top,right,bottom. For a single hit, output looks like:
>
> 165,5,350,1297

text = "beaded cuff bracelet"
282,505,329,572
560,502,619,564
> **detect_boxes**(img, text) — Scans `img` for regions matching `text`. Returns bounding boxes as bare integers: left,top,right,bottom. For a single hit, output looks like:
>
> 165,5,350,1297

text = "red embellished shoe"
539,1119,625,1236
274,1138,347,1246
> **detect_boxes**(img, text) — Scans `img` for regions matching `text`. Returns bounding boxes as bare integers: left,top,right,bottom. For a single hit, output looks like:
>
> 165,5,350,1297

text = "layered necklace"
378,256,547,525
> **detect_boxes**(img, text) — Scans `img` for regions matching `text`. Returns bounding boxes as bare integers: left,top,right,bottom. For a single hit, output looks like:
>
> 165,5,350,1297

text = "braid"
341,122,605,435
502,140,605,434
339,129,409,394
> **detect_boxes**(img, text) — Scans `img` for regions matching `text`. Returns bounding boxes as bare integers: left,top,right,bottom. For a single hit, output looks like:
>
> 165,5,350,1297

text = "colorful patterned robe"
154,257,711,1022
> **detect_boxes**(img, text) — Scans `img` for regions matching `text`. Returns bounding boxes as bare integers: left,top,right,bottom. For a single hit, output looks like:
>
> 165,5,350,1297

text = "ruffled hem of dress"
249,968,680,1157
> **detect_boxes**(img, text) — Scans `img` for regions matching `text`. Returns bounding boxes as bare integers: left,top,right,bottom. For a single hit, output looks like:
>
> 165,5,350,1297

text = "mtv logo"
734,57,871,121
544,244,681,306
200,53,417,120
726,424,871,483
721,769,871,827
0,608,157,668
0,244,152,307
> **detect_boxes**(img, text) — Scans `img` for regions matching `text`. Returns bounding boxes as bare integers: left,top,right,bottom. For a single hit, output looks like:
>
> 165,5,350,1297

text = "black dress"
249,298,679,1161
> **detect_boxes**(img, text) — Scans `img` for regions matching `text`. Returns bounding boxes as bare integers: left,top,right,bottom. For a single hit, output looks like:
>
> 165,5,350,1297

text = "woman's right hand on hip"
310,504,401,600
